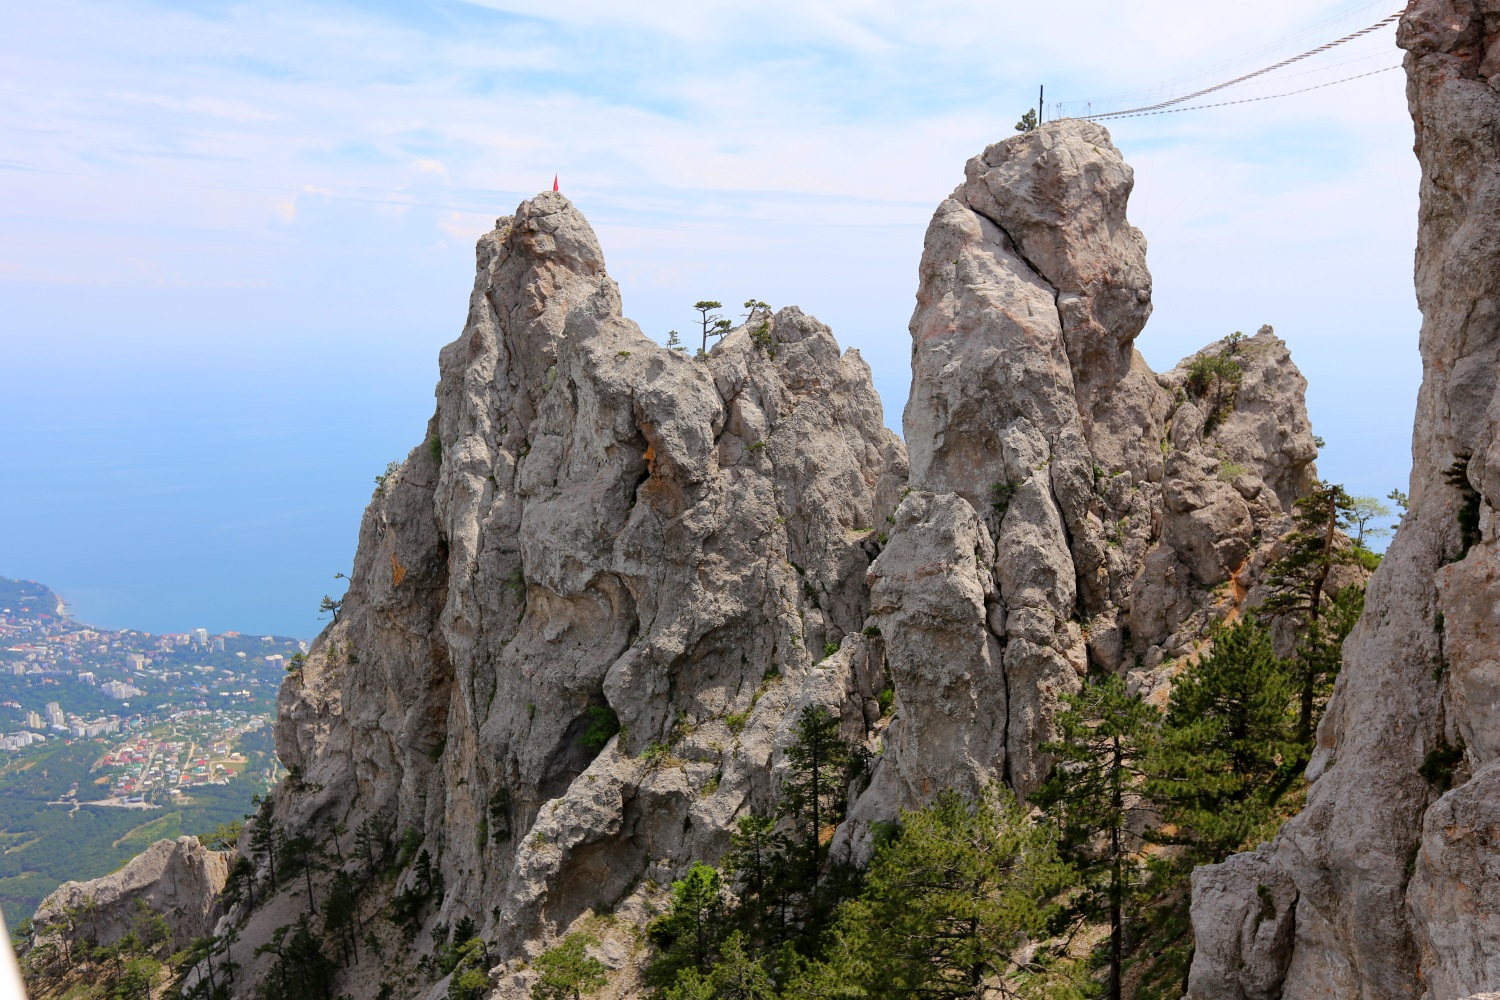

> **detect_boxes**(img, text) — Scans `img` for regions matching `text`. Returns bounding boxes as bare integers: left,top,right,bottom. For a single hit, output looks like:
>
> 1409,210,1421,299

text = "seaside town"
0,577,298,801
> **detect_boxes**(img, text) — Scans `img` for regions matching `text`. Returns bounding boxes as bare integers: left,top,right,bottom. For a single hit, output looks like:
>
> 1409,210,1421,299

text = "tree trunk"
1111,735,1124,1000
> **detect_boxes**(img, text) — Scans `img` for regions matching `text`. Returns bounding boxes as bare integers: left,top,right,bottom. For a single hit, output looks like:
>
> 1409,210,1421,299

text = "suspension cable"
1073,8,1405,121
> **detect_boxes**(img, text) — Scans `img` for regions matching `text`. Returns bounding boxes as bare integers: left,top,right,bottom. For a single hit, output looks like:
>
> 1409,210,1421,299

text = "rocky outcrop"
225,190,906,992
846,122,1318,854
94,125,1325,999
1187,2,1500,997
32,836,229,954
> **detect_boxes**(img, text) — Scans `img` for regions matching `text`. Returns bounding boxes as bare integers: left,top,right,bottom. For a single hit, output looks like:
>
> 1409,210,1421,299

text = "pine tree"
1146,618,1297,866
1260,482,1363,745
255,916,336,1000
1285,584,1363,750
322,869,361,965
661,932,777,1000
1035,674,1159,1000
281,832,322,913
781,705,854,890
721,812,794,946
807,786,1079,1000
249,817,282,889
646,862,729,989
693,301,733,356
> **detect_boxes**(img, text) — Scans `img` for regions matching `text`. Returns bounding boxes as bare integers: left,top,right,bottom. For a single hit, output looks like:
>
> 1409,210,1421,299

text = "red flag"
553,175,559,192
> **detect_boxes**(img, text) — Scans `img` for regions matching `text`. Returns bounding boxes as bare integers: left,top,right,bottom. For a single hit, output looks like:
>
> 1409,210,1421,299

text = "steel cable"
1073,8,1405,121
1082,64,1402,120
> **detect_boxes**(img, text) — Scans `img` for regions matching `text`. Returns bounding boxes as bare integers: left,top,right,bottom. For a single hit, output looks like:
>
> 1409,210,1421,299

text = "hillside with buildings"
0,577,295,925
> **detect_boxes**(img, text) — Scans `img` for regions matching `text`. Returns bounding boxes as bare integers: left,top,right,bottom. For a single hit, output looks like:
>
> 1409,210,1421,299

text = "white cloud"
411,158,451,182
114,92,280,122
437,211,493,240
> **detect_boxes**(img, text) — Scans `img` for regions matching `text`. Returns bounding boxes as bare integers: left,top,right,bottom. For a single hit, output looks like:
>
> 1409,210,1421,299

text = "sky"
0,0,1421,639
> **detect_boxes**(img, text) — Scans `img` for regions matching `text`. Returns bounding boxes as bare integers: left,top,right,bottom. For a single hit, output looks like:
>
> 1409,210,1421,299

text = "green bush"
580,706,621,753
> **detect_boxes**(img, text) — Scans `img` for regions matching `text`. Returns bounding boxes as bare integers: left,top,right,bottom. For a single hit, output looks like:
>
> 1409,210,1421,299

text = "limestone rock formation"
39,124,1331,1000
847,122,1319,857
223,190,907,993
31,836,230,953
1187,2,1500,996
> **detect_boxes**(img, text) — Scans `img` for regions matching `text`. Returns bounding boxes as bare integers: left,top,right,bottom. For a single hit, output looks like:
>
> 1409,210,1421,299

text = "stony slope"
28,123,1328,999
1187,2,1500,998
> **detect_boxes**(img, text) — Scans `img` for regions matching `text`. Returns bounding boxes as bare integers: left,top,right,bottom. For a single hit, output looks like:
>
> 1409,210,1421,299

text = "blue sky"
0,0,1419,638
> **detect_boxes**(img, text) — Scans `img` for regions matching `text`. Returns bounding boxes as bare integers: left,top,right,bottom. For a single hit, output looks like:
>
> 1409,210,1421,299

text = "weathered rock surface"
1188,2,1500,997
43,125,1331,999
850,121,1318,852
216,190,907,993
32,836,229,953
1186,853,1298,1000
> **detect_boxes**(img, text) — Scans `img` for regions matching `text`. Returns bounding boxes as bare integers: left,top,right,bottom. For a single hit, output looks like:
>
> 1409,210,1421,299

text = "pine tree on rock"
1260,482,1364,746
781,706,855,892
1146,619,1297,866
801,786,1080,1000
1035,674,1159,1000
532,934,608,1000
646,862,729,989
722,812,795,946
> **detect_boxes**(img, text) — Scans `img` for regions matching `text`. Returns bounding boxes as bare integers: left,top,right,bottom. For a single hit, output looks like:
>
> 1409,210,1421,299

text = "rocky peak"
955,120,1160,482
232,191,909,991
28,125,1336,1000
31,836,229,954
866,122,1319,818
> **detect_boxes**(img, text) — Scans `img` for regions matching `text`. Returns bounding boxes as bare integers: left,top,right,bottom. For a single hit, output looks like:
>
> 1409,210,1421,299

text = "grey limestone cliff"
32,122,1338,1000
1187,2,1500,997
219,126,1323,998
843,123,1320,861
32,836,230,954
236,190,907,995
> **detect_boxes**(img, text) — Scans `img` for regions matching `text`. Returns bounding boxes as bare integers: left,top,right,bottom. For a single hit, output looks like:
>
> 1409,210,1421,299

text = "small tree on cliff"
533,933,608,1000
1260,482,1364,747
694,301,733,356
781,705,856,892
1348,494,1394,549
805,787,1080,1000
1146,618,1297,865
645,863,728,988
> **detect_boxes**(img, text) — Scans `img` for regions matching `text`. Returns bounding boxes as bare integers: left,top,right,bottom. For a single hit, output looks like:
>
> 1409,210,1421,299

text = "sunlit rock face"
241,190,909,992
32,836,230,954
1188,2,1500,997
845,119,1317,859
45,124,1331,999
